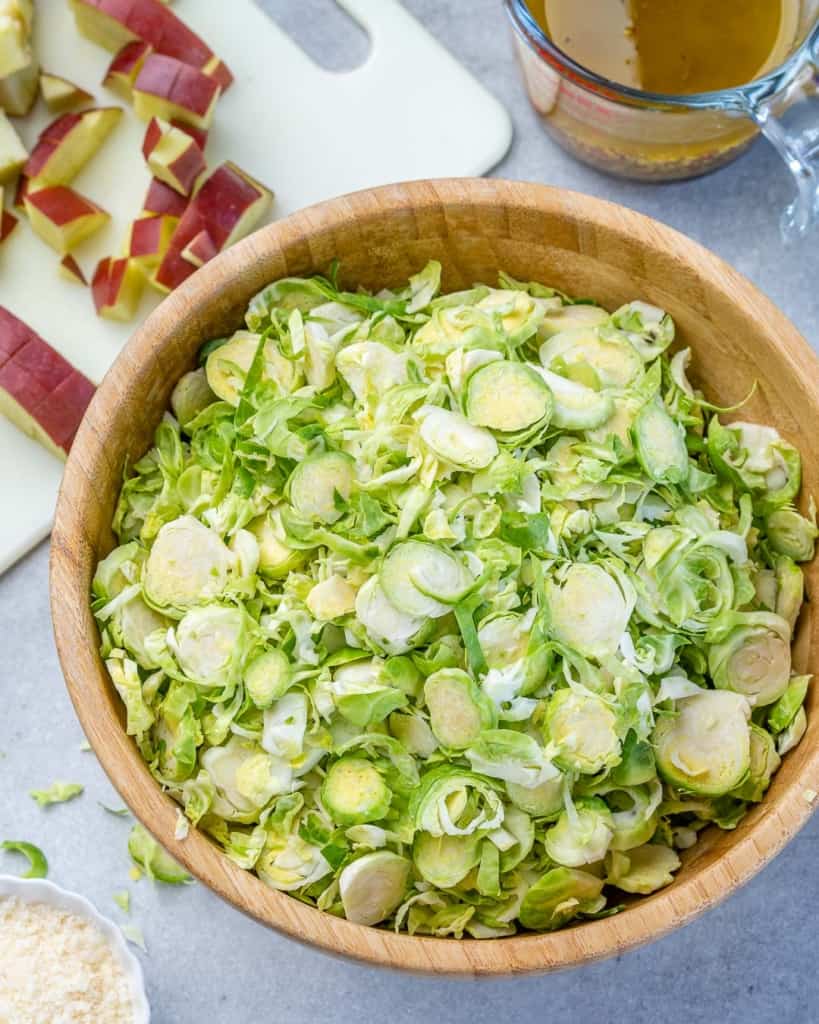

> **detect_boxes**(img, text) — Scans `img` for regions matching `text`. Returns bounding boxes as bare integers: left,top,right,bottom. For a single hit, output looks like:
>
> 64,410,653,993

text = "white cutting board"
0,0,511,574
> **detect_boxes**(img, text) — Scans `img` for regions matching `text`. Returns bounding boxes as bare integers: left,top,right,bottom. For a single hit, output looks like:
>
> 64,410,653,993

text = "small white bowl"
0,875,150,1023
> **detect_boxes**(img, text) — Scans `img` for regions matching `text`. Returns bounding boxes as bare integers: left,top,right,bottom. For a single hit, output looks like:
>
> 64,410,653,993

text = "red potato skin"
142,118,205,193
103,39,151,94
91,257,113,312
181,228,216,267
128,215,174,261
36,372,96,448
26,186,102,226
142,176,187,218
141,116,162,159
192,163,264,247
152,203,203,289
0,307,95,452
1,210,18,242
135,54,220,117
153,164,268,290
23,109,121,184
13,176,28,208
76,0,233,84
24,114,81,180
60,254,87,284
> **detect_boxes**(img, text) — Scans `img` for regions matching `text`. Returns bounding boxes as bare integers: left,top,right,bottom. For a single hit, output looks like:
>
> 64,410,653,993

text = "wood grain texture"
50,179,819,976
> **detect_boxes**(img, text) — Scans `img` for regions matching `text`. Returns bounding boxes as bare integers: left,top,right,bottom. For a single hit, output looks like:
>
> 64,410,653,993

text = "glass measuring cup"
505,0,819,237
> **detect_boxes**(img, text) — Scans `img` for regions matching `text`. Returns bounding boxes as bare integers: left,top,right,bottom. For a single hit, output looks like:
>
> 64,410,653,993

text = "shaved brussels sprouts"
653,691,751,796
413,832,482,889
545,689,621,774
465,361,553,434
708,611,791,706
95,263,814,936
339,851,411,926
424,669,496,749
143,516,233,611
519,867,604,930
544,797,614,867
288,452,354,525
545,562,631,660
322,757,391,826
606,843,680,894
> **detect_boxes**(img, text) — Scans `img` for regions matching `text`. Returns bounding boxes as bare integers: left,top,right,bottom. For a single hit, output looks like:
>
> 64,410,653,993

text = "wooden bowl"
51,179,819,975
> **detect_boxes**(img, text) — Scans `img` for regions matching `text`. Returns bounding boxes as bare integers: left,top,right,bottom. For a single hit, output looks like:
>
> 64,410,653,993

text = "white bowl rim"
0,874,150,1023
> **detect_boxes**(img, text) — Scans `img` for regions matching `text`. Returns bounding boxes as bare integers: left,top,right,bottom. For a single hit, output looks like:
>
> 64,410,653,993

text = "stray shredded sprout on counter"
92,263,815,936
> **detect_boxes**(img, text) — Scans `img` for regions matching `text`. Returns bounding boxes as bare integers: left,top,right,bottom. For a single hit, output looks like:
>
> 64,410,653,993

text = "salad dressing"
527,0,798,94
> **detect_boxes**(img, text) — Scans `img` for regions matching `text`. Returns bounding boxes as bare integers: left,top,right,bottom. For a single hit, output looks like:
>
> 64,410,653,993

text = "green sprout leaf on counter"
90,265,815,936
128,824,191,885
1,840,48,878
29,782,84,808
113,890,131,914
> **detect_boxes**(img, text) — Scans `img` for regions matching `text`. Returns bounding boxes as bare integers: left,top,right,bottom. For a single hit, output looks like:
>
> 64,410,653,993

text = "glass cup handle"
743,59,819,240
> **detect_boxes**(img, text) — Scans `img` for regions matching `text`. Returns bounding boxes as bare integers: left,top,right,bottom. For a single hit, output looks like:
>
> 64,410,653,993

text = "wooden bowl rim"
50,179,819,976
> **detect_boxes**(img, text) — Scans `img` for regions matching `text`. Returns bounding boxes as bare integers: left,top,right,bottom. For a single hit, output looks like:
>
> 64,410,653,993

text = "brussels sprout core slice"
534,367,614,430
355,575,427,654
465,361,552,433
546,563,630,660
632,401,689,485
144,515,233,610
653,690,751,796
424,669,494,750
288,451,354,524
380,540,473,618
545,689,622,775
418,406,498,470
245,649,291,708
539,327,643,390
543,797,614,867
413,832,482,889
322,757,391,826
519,867,604,931
338,851,411,926
709,613,791,707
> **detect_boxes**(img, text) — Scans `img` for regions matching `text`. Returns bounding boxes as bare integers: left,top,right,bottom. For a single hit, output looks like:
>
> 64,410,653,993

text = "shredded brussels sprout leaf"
29,781,84,807
93,265,814,936
1,840,48,878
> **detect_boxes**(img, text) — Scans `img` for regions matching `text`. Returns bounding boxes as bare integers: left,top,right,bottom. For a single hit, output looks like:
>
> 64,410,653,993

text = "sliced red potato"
126,214,175,269
180,228,215,268
24,107,122,188
102,39,151,101
0,306,95,458
202,56,233,91
68,0,232,86
152,162,272,292
39,71,93,113
133,54,221,130
59,253,87,284
0,110,27,185
142,116,205,195
191,162,273,249
24,186,109,253
141,175,187,218
92,256,143,320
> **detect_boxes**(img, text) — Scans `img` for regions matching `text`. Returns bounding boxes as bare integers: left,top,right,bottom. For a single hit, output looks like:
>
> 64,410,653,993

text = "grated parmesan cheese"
0,896,137,1024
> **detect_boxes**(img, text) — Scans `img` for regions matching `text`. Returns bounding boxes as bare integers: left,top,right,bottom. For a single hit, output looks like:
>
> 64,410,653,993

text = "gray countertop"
3,2,818,1022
